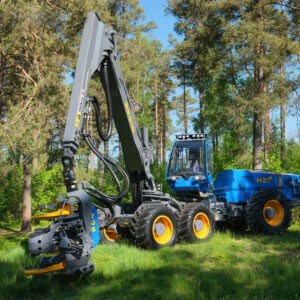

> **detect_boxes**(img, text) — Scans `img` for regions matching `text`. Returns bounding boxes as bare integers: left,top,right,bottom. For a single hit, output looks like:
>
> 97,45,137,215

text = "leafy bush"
31,164,65,212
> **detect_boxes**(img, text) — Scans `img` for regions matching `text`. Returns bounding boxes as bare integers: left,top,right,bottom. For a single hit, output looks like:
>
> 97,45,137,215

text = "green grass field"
1,223,300,300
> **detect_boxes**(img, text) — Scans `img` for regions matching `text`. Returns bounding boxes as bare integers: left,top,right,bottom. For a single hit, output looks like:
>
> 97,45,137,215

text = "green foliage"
212,132,252,176
0,167,23,220
31,165,65,212
0,165,65,221
283,141,300,174
150,162,172,194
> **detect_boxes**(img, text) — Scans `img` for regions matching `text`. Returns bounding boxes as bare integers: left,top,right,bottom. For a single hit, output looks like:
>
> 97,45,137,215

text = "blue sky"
138,0,299,141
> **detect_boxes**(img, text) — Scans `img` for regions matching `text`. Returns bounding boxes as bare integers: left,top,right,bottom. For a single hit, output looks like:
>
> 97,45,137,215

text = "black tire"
246,188,292,234
176,203,214,242
130,203,178,249
99,227,121,244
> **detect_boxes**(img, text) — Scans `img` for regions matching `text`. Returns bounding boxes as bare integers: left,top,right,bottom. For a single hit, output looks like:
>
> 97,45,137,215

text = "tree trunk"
199,90,204,133
263,83,270,163
280,64,285,162
252,60,264,170
183,79,187,134
253,110,263,170
253,58,264,170
264,108,270,163
21,156,32,232
154,78,159,161
33,154,38,170
160,99,164,163
0,51,4,119
253,1,264,170
122,1,126,59
90,147,94,174
160,128,163,163
162,104,166,162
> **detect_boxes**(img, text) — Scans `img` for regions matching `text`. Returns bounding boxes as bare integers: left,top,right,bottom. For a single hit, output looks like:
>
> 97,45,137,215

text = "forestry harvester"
24,12,300,276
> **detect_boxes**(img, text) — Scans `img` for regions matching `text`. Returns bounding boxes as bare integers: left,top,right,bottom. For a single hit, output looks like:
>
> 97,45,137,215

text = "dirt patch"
0,229,15,235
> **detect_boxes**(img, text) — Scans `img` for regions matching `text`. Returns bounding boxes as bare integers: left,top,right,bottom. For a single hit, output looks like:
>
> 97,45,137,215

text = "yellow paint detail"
34,204,71,220
24,260,66,275
193,213,210,239
125,102,135,133
263,200,284,226
256,176,273,184
152,215,173,245
76,112,81,128
104,228,121,242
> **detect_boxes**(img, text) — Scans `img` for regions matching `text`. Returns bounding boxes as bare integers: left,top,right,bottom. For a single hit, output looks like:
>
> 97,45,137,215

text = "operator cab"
166,133,213,198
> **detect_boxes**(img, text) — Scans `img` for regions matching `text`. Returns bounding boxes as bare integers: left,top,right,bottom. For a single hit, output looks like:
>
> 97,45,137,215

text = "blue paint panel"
213,169,300,204
91,205,99,248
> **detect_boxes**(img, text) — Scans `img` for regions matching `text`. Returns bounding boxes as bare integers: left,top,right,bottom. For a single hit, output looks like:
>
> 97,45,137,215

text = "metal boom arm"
62,12,154,196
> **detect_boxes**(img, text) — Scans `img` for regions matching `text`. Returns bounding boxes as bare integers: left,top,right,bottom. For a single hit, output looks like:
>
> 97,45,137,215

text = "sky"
138,0,299,141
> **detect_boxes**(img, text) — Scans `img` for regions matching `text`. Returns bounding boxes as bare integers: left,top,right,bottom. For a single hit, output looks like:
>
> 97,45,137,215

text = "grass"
1,223,300,299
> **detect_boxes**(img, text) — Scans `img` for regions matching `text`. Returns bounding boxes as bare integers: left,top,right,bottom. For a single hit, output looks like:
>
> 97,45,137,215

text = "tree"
167,0,300,170
0,1,76,230
173,89,197,134
167,0,229,133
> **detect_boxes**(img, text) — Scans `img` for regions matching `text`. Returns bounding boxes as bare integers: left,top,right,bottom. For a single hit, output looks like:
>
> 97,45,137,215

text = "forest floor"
1,222,300,300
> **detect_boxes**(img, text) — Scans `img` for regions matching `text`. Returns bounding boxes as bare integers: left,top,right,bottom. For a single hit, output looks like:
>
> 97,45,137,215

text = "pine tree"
167,0,300,170
173,89,197,134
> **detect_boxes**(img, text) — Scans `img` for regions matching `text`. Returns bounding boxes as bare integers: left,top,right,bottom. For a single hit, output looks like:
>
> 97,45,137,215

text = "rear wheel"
130,203,178,249
246,189,292,234
99,227,121,244
177,203,214,242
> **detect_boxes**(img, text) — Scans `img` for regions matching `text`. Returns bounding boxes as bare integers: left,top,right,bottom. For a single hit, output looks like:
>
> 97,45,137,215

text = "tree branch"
264,2,300,10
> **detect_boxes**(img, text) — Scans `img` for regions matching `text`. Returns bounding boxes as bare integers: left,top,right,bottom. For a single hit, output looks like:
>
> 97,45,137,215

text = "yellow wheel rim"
263,200,284,226
104,228,121,242
193,213,210,239
152,215,173,245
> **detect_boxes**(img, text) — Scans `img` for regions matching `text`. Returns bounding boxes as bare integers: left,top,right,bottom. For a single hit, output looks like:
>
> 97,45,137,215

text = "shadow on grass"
1,228,300,299
0,223,20,233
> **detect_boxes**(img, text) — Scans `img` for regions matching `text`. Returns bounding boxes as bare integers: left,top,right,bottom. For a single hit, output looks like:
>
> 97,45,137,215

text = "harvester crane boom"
62,12,154,198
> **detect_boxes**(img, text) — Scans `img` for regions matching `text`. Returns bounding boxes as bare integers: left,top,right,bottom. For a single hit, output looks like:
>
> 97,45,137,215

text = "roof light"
176,133,208,140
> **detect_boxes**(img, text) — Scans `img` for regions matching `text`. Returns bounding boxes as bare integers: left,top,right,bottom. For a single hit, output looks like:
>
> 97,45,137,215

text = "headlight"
171,176,177,181
192,175,204,180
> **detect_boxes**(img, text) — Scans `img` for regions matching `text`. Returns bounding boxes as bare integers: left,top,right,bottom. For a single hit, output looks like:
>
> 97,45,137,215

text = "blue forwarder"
166,134,300,238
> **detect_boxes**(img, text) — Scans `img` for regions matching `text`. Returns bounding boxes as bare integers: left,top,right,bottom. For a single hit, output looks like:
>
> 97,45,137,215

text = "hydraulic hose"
80,57,130,228
81,58,130,204
84,133,129,202
93,59,113,141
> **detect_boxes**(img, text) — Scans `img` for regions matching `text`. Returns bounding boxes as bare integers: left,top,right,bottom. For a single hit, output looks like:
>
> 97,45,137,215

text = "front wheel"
246,189,292,234
177,203,214,242
130,204,178,249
